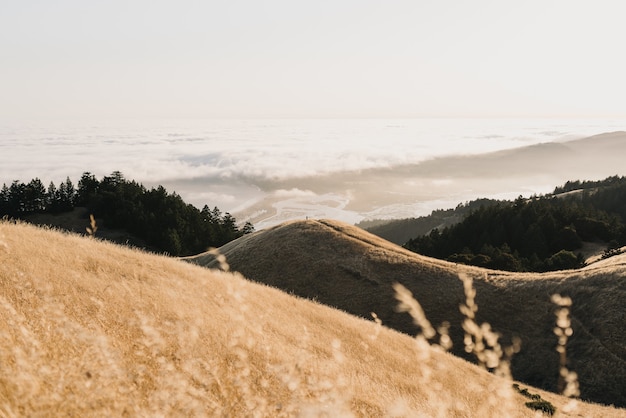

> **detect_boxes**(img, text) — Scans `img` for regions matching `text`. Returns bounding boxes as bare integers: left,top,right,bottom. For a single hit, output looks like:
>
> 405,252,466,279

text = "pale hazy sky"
1,1,625,119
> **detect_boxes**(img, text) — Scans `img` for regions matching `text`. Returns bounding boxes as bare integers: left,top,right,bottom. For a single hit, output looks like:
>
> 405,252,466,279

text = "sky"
1,1,626,120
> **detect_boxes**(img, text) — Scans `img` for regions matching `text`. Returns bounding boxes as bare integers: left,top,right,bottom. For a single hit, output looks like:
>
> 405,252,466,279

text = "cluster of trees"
0,177,77,214
405,176,626,272
0,171,253,256
359,198,501,246
552,175,625,194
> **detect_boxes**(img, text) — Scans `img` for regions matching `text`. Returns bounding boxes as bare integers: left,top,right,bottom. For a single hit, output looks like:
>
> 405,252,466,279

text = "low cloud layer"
2,119,625,227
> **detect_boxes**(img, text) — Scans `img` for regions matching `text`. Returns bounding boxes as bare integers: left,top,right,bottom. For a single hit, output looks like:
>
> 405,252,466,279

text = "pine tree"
8,181,25,215
46,182,59,212
0,183,9,215
24,178,46,212
76,172,99,206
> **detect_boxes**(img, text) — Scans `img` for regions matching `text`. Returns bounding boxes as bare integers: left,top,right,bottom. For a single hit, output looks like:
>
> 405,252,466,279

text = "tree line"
359,198,502,246
0,171,254,256
404,175,626,272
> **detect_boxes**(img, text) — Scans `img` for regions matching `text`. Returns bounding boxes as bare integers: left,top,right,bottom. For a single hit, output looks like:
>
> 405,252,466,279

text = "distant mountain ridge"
403,175,626,272
186,219,626,408
360,130,626,246
358,198,501,245
235,131,626,228
360,175,626,273
389,130,626,179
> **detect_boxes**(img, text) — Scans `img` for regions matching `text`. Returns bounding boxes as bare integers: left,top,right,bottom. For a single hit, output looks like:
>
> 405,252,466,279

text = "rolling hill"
384,131,626,180
1,220,623,416
186,219,626,408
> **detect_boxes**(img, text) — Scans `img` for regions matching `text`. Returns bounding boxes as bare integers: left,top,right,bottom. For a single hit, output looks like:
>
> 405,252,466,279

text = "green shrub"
525,400,556,415
513,384,556,415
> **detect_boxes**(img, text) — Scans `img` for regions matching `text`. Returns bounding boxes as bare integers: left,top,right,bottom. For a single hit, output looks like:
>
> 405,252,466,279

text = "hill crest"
2,220,624,416
186,219,626,408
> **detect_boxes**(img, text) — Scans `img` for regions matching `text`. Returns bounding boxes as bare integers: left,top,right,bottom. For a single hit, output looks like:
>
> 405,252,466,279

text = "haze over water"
2,118,625,229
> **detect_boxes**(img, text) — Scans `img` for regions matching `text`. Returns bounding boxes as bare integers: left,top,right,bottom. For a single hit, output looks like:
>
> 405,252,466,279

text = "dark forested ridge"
357,198,502,246
0,171,253,256
404,175,626,272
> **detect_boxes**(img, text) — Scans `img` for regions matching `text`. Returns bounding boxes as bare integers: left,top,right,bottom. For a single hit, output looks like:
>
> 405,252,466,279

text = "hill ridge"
4,221,625,416
186,219,626,408
2,220,626,415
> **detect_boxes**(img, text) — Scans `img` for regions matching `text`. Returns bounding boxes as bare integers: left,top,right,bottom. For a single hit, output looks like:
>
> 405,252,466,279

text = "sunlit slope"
1,223,623,416
186,219,626,408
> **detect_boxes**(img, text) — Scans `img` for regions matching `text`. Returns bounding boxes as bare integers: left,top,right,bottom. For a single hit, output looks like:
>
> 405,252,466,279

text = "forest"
358,198,502,246
0,171,253,256
404,175,626,272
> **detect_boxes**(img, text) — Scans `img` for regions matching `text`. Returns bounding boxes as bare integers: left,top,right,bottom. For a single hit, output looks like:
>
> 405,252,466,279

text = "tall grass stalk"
2,220,621,417
552,294,580,412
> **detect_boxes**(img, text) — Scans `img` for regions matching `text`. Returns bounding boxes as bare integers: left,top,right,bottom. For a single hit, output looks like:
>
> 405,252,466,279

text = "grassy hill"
186,219,626,409
1,221,624,416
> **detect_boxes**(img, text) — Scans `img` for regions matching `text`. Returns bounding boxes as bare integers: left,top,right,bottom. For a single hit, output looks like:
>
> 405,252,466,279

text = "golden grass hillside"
186,219,626,409
0,221,623,416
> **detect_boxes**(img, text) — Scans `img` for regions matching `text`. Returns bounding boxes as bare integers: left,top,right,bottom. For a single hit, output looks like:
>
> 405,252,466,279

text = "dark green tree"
0,183,9,215
8,181,25,215
76,172,99,206
1,171,251,256
24,178,46,212
545,250,583,270
46,182,59,212
242,221,255,234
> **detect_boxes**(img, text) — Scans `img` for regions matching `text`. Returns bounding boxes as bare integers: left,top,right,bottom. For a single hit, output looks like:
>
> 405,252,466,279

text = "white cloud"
186,191,237,205
273,189,316,198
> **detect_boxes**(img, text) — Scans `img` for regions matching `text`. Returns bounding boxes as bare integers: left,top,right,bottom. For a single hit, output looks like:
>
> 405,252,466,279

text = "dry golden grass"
186,219,626,409
0,220,623,417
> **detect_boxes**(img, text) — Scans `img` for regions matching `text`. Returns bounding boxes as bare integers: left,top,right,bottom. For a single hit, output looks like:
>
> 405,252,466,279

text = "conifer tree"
24,178,46,212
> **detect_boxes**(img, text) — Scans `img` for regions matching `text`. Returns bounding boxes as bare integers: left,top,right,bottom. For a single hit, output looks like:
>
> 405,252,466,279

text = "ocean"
2,118,625,229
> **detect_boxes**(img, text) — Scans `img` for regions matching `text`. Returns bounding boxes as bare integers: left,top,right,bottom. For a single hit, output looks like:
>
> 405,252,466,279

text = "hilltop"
186,219,626,408
1,220,624,416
